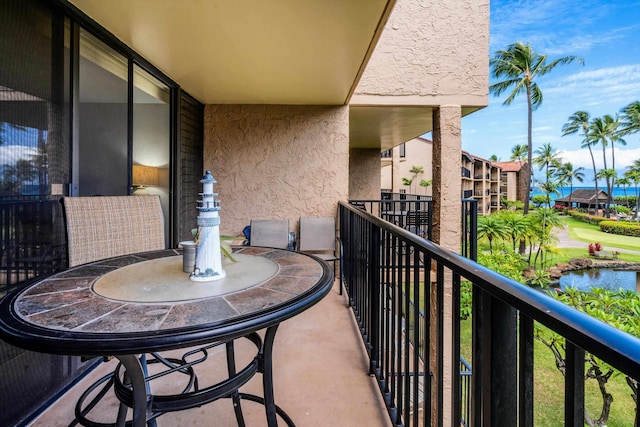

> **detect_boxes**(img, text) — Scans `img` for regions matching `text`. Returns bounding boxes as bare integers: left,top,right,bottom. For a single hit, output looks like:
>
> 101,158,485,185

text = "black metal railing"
0,198,66,293
460,357,472,426
349,197,477,262
338,201,640,426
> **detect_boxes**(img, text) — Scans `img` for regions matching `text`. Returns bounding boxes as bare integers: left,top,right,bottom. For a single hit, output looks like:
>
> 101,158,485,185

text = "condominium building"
382,137,505,214
493,160,531,207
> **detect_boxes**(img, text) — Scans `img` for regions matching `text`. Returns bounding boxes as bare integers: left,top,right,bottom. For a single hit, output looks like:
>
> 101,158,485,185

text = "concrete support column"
432,105,462,250
349,148,382,201
432,105,462,427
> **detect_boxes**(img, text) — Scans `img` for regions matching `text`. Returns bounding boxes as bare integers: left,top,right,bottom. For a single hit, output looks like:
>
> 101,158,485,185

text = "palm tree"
497,211,530,252
538,180,560,208
625,163,640,219
596,168,617,217
562,111,599,210
477,214,509,253
408,165,424,193
2,159,37,194
490,42,582,215
510,144,528,163
619,101,640,136
401,165,424,194
529,208,562,270
419,179,432,195
554,168,568,198
590,115,619,217
607,115,625,177
616,176,631,209
556,162,585,207
533,142,561,207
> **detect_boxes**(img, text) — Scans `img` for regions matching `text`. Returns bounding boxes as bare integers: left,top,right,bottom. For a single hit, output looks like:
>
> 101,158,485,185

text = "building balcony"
27,280,392,427
12,199,640,427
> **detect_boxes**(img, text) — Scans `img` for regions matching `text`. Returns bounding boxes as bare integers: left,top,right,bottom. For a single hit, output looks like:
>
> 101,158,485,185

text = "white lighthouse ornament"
190,170,226,282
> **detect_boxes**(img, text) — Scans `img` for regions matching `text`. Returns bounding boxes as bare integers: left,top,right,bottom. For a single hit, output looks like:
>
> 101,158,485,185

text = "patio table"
0,246,333,427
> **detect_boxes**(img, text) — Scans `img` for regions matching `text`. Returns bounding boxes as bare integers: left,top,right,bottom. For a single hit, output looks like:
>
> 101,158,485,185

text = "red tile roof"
493,161,523,172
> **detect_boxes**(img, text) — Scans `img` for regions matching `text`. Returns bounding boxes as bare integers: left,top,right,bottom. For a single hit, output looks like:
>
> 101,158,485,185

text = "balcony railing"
338,201,640,426
0,197,66,292
348,197,477,260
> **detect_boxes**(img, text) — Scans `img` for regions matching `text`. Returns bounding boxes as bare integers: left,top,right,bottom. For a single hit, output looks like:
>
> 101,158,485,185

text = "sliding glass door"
76,29,129,196
133,65,171,242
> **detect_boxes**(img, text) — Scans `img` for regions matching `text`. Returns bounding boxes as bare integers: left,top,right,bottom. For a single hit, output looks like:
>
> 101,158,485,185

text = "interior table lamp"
132,164,159,195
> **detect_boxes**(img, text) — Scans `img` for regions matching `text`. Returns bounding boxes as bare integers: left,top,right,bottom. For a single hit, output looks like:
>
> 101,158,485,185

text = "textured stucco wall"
354,0,489,104
505,171,517,201
349,149,381,200
203,105,349,236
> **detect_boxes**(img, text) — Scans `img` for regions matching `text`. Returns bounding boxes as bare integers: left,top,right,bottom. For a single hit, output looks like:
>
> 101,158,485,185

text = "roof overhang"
69,0,394,106
350,105,479,152
68,0,482,152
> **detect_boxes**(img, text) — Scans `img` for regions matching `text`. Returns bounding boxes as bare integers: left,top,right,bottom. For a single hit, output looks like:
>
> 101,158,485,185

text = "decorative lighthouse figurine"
190,170,226,282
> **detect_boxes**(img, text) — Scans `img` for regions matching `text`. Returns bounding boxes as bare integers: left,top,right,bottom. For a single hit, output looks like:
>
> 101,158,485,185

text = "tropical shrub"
531,194,547,208
614,195,637,210
568,210,609,225
536,288,640,426
613,205,630,215
460,280,473,321
588,242,602,256
599,220,640,237
477,251,527,283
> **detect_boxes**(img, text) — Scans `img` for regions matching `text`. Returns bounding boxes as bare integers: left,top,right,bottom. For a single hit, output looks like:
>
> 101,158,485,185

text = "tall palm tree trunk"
569,180,573,207
636,184,639,220
601,144,610,217
588,146,599,214
525,86,533,216
609,142,616,216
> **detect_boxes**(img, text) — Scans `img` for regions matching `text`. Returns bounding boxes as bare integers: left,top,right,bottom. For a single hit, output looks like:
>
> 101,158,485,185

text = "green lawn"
562,216,640,252
475,216,640,263
460,317,636,426
460,217,640,425
546,246,640,264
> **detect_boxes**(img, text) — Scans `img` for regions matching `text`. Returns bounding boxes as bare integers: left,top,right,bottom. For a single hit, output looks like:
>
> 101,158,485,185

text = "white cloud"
558,147,640,171
0,145,37,166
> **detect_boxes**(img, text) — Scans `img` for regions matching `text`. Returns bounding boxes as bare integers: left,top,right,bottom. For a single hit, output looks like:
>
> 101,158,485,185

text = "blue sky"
461,0,640,184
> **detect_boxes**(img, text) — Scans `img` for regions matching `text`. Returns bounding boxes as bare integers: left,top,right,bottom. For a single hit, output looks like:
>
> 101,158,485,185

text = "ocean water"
532,186,637,205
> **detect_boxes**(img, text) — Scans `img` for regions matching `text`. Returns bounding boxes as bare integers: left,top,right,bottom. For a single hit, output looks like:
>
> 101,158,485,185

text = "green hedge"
599,220,640,237
568,210,609,225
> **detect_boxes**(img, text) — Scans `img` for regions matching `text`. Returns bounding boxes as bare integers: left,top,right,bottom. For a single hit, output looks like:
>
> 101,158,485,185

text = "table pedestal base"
72,326,294,427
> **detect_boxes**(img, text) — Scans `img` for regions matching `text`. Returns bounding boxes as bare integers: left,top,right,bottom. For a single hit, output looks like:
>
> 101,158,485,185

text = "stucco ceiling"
350,106,479,151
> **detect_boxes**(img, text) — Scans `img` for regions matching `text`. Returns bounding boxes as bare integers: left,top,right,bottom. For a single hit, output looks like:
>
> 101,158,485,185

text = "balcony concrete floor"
28,281,391,426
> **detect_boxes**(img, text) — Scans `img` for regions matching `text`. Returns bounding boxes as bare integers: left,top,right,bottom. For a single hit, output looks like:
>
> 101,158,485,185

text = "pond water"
559,269,640,293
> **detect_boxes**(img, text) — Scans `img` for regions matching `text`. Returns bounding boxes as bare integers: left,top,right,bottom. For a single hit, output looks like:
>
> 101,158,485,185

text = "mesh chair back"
406,210,429,236
62,196,165,267
299,217,335,252
249,219,290,249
